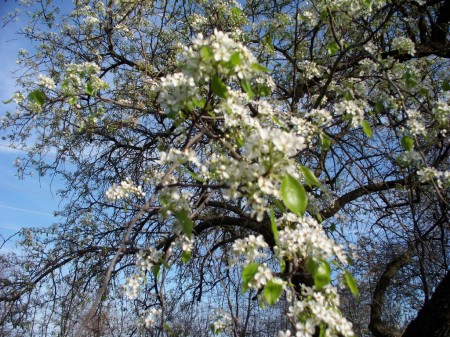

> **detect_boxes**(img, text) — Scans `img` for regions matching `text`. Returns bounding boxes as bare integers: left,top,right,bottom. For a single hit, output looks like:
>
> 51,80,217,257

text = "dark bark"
402,270,450,337
369,249,413,337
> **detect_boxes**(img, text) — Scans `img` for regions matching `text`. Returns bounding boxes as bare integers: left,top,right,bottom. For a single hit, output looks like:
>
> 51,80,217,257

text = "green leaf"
229,52,241,66
258,85,271,97
28,90,46,107
211,75,228,98
361,120,373,138
173,209,193,238
272,199,286,213
151,264,160,278
327,41,339,56
320,7,328,20
164,323,174,334
240,79,254,99
306,257,319,275
401,136,414,151
443,79,450,91
193,99,205,109
344,270,359,298
250,63,269,72
403,72,417,88
300,165,320,187
85,82,95,96
242,263,259,293
306,258,332,289
375,102,384,113
319,323,326,337
343,91,354,101
269,208,278,242
314,260,332,289
235,134,244,148
188,170,204,182
181,251,191,264
200,46,213,60
263,280,283,305
320,133,331,150
280,174,307,217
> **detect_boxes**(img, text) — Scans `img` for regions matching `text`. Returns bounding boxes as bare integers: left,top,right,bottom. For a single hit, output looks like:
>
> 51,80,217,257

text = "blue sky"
0,2,62,251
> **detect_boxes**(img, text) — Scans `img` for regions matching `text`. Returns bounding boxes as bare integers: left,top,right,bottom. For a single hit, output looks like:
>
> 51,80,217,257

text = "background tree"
0,0,449,336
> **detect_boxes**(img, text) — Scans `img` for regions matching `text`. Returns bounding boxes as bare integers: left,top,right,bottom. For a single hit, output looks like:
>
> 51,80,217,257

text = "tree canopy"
1,0,449,336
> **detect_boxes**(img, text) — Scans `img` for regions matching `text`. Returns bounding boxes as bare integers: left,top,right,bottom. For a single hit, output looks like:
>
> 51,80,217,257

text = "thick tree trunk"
402,271,450,337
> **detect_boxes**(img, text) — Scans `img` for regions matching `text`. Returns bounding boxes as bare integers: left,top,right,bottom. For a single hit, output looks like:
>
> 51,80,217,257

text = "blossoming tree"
1,0,449,336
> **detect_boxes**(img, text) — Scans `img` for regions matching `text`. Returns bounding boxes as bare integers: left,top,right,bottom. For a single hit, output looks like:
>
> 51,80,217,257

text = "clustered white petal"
105,178,145,201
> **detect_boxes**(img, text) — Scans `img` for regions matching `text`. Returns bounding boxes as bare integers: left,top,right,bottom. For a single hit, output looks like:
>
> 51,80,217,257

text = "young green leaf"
211,75,228,98
85,82,95,96
306,257,319,275
344,270,359,298
307,257,332,289
240,78,254,99
300,165,320,187
269,208,278,242
263,280,283,305
272,199,286,213
361,120,373,138
250,63,269,72
173,209,193,238
401,136,414,151
327,41,339,56
242,263,259,293
200,46,213,60
229,52,241,66
181,251,191,264
151,264,160,278
320,133,331,150
280,174,307,216
443,79,450,91
28,90,46,107
314,260,332,289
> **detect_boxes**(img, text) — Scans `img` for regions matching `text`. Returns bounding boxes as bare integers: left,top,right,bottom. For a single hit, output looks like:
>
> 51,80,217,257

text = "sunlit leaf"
181,251,191,264
263,280,283,305
240,79,254,99
211,75,228,98
242,263,259,293
401,136,414,151
229,52,241,66
300,165,320,187
151,264,160,278
327,41,339,56
174,209,193,238
28,90,46,107
251,63,269,72
361,120,373,138
344,270,359,298
320,133,331,150
280,174,307,216
269,208,278,242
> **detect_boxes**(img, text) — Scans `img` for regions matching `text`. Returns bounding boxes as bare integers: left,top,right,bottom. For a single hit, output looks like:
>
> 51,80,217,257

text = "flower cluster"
392,37,416,56
123,274,143,300
231,234,269,264
281,286,354,337
212,311,232,333
136,247,162,272
105,178,145,201
37,74,56,90
336,99,367,127
406,109,427,135
140,308,161,329
417,167,450,188
275,214,347,264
